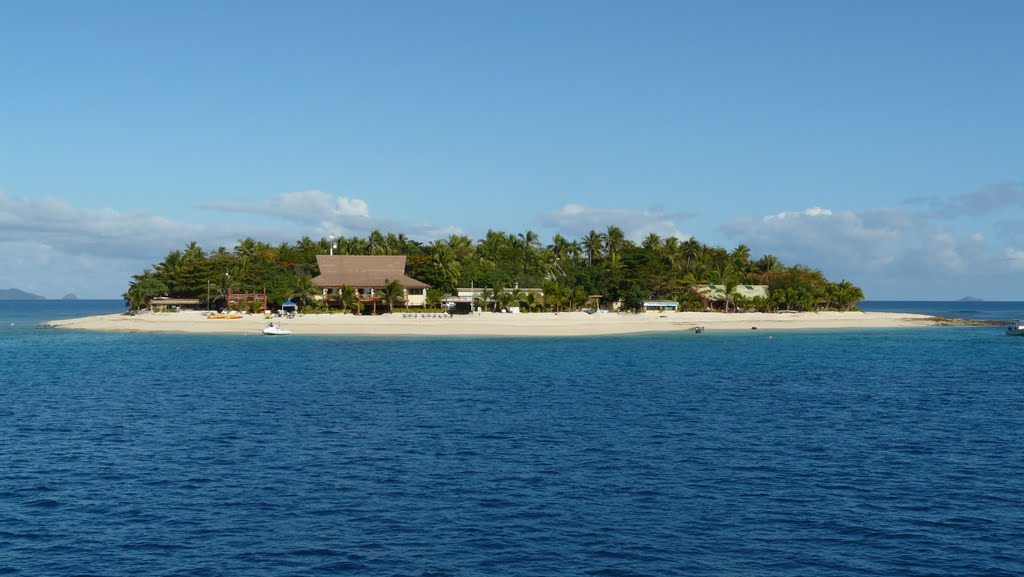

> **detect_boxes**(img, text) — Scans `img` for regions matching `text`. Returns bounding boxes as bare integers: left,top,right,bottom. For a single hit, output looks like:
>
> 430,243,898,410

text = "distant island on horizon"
958,296,984,302
0,288,45,300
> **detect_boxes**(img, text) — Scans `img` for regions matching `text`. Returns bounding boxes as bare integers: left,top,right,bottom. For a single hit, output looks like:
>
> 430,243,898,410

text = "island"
0,288,45,300
49,226,960,335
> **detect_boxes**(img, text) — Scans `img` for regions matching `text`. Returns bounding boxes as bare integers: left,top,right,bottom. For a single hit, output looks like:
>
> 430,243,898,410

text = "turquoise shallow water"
1,302,1023,575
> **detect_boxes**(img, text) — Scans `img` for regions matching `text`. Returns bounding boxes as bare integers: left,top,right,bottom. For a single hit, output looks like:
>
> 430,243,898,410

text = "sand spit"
45,310,947,337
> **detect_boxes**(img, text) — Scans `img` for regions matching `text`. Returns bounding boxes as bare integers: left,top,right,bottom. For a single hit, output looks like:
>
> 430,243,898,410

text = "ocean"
2,300,1023,576
859,300,1024,321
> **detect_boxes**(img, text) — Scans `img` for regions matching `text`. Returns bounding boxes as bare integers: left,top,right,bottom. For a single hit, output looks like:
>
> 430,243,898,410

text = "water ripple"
1,328,1022,575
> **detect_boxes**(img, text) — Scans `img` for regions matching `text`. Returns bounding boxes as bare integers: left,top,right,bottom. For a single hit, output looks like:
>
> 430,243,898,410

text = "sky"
1,0,1022,299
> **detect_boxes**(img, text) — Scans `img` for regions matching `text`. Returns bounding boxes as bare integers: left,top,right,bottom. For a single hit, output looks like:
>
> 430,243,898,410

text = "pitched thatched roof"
312,255,429,289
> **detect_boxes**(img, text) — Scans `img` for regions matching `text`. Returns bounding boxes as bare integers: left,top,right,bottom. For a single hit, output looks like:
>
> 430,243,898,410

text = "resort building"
226,288,268,310
643,300,678,312
444,287,545,313
150,297,202,311
312,255,430,312
694,284,769,310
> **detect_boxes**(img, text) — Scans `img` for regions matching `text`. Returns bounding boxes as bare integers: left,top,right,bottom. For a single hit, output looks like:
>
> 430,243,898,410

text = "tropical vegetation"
123,228,865,312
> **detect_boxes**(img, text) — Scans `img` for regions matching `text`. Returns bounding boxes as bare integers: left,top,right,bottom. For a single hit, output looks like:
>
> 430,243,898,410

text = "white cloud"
0,191,210,260
198,189,460,242
0,192,243,297
0,239,153,299
1006,248,1024,271
910,181,1024,218
201,189,371,234
0,190,463,297
722,204,1024,298
728,207,902,272
763,207,833,221
541,203,693,241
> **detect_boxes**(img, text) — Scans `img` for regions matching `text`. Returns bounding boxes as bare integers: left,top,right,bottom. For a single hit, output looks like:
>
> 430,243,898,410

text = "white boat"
1007,321,1024,335
262,322,292,336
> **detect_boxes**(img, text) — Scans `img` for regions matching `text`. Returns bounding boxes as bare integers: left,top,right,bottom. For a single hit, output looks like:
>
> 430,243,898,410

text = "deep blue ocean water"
2,301,1024,576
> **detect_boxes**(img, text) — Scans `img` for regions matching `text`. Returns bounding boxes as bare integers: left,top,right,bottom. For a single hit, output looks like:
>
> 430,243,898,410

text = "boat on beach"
1006,321,1024,335
263,322,292,336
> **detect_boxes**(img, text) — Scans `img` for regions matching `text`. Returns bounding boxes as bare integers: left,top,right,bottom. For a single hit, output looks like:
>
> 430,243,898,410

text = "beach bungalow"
150,297,201,311
312,255,430,312
694,284,769,310
643,300,678,312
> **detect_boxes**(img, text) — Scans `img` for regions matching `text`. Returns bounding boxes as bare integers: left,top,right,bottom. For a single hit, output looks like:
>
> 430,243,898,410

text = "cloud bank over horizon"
1,184,1022,300
722,185,1024,299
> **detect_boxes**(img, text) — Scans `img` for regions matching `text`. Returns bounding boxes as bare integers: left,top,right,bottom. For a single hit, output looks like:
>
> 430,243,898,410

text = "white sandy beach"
46,310,941,336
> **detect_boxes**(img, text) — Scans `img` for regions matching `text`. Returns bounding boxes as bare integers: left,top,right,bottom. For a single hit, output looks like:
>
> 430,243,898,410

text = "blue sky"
2,0,1022,299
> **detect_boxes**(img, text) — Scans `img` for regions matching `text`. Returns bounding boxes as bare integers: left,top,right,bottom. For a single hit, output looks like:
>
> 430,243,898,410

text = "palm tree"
475,288,493,312
664,236,683,273
605,225,627,264
431,243,461,290
123,270,168,311
338,285,358,314
368,230,387,255
642,232,662,251
295,236,319,270
549,233,570,261
709,261,739,312
426,288,444,309
567,240,582,264
583,230,605,265
155,249,184,287
525,292,539,312
477,230,507,265
731,244,751,272
347,236,369,255
384,232,401,255
663,236,680,255
397,233,421,255
541,281,569,312
509,287,525,310
491,281,506,312
380,279,405,312
754,254,784,278
731,293,752,312
832,280,864,311
519,230,540,251
274,242,294,266
507,235,528,274
290,275,321,309
682,238,701,270
568,287,588,311
537,248,561,281
183,241,204,262
518,230,541,275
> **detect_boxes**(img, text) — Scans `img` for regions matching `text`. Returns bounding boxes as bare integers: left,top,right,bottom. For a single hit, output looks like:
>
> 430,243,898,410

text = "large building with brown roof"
312,255,429,310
